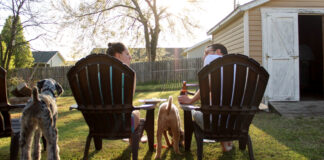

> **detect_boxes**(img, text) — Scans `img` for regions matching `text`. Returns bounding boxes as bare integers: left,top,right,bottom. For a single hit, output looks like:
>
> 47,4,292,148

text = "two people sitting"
108,42,233,152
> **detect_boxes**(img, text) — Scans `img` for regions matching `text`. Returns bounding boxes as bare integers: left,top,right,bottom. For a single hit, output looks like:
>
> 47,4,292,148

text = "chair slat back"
67,54,135,136
198,54,269,136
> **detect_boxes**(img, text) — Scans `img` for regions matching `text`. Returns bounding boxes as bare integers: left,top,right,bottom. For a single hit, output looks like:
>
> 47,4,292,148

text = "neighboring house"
91,48,185,61
182,38,212,58
207,0,324,102
32,51,65,67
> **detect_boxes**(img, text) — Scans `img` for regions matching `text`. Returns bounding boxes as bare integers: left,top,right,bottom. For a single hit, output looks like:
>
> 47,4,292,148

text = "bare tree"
0,0,52,70
53,0,200,62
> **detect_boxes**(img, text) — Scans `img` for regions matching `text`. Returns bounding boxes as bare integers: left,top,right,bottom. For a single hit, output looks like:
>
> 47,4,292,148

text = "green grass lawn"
1,91,324,159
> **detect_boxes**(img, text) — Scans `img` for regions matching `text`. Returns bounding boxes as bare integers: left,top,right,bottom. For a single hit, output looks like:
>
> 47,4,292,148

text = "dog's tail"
167,96,173,115
32,87,40,102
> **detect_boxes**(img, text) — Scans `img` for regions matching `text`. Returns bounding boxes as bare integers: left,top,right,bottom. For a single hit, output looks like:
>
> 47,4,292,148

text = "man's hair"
106,42,126,57
208,43,228,55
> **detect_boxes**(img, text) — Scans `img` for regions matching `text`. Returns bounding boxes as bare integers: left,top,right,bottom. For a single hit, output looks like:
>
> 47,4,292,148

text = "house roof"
32,51,64,63
183,38,212,55
207,0,270,35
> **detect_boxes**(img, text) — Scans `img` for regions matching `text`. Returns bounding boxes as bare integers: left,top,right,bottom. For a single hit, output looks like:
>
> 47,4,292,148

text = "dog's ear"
37,80,45,92
55,82,64,97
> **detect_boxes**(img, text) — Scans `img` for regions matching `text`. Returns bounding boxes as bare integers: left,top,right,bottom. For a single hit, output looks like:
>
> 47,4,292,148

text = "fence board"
10,58,203,89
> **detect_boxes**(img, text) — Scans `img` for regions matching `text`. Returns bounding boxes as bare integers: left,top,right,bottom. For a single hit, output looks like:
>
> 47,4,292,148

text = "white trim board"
243,11,249,56
261,8,324,14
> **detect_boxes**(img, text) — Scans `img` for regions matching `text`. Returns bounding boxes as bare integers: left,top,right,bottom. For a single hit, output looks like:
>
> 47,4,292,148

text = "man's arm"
178,90,200,104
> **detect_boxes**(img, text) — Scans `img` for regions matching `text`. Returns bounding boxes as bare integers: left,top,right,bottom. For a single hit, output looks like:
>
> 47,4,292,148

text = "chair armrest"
69,104,79,110
186,83,199,87
0,103,25,111
134,104,155,110
180,104,200,111
9,104,26,109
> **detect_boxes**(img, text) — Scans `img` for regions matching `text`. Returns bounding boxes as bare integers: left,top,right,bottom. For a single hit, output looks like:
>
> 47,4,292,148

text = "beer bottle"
180,81,187,95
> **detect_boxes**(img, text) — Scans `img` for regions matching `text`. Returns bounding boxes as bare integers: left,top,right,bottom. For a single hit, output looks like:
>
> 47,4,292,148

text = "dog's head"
37,78,64,98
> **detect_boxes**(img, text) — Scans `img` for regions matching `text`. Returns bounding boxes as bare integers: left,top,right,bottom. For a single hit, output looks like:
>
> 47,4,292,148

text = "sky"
0,0,253,60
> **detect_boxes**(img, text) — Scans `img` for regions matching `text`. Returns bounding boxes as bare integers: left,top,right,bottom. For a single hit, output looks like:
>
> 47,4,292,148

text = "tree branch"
76,4,136,17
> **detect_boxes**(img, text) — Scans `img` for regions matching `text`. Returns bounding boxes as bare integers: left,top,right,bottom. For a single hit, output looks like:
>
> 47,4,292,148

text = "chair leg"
10,132,19,160
247,135,255,160
194,130,203,160
83,135,92,160
145,110,155,152
94,137,102,150
131,127,141,160
239,138,247,150
184,110,193,151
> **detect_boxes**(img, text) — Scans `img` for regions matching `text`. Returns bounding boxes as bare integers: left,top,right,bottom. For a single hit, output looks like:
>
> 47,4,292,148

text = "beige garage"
207,0,324,102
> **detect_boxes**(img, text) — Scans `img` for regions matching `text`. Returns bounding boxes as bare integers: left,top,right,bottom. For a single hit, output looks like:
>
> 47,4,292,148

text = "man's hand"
178,95,192,104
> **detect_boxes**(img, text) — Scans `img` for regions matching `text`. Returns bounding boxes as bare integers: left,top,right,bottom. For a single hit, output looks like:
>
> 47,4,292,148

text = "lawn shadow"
112,145,131,160
87,150,100,159
164,146,194,160
143,149,154,160
252,112,324,159
160,148,171,159
217,146,238,160
57,117,87,141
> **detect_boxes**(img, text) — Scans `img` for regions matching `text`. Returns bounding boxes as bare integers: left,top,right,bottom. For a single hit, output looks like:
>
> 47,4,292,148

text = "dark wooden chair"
0,66,25,160
67,54,156,160
180,54,269,160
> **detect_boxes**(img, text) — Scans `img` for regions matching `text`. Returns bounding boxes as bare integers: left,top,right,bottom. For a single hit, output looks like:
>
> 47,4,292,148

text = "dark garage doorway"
298,15,323,100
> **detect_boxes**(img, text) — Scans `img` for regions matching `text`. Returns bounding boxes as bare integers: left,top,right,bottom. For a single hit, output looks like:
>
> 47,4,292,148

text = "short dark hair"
207,43,228,55
106,42,126,57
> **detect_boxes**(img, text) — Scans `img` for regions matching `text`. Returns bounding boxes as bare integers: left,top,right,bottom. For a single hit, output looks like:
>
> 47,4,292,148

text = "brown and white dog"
20,79,63,160
155,96,184,159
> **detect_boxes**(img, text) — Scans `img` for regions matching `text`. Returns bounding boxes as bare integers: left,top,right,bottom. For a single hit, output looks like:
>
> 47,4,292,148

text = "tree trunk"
144,25,152,62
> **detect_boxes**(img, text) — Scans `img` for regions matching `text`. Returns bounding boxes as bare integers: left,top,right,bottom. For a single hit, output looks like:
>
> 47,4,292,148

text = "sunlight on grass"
0,91,323,159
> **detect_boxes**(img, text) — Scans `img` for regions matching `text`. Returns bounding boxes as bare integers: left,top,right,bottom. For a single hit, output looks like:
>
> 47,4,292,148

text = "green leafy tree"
54,0,199,62
0,0,49,70
1,16,34,69
0,41,14,69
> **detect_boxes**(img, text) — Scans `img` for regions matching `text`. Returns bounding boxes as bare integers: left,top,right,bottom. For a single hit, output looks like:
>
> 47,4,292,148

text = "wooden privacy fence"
10,58,203,89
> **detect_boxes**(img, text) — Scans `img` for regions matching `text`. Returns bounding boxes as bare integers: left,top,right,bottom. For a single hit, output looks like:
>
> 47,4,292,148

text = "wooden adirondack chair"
181,54,269,160
67,54,156,160
0,66,26,160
